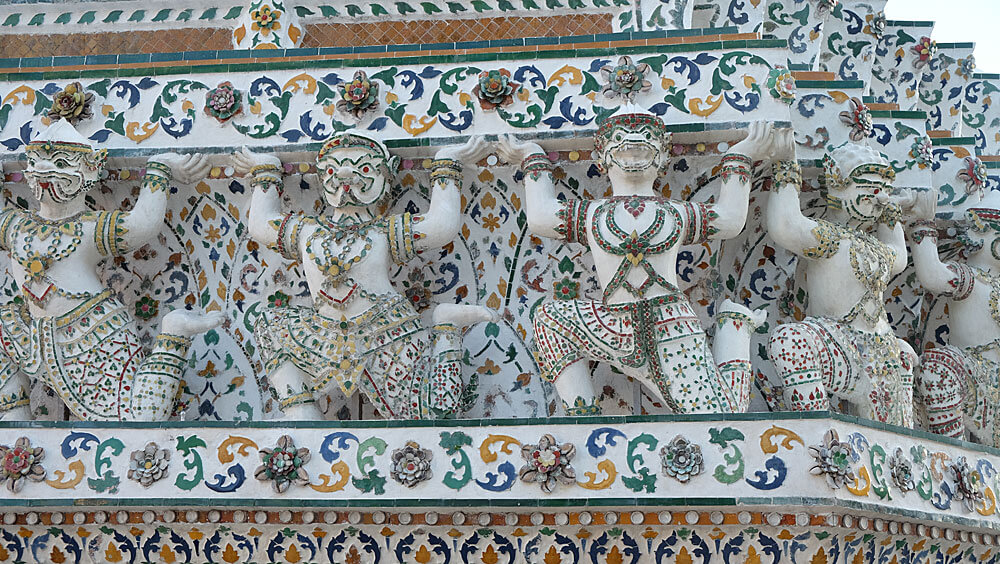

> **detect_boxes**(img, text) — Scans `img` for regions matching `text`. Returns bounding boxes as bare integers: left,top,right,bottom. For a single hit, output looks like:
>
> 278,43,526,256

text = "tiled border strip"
0,26,749,72
0,36,783,82
3,411,999,458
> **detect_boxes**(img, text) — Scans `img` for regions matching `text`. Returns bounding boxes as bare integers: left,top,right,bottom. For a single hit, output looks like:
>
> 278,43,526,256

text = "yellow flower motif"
251,5,282,36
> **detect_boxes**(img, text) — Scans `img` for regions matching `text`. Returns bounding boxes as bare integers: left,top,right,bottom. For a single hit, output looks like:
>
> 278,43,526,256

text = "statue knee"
768,323,820,382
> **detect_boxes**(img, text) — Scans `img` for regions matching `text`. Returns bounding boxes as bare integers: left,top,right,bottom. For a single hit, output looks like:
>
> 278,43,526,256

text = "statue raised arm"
767,141,916,427
504,109,768,415
239,132,496,420
905,190,1000,445
0,120,223,421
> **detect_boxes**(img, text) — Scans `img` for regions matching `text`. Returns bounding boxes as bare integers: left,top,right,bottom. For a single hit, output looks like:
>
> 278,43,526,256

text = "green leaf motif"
28,14,45,26
174,435,207,491
151,9,172,22
370,3,389,15
223,6,243,19
621,433,658,493
87,438,125,494
440,431,474,490
128,10,145,22
709,427,745,484
352,437,388,494
78,11,97,24
55,12,73,24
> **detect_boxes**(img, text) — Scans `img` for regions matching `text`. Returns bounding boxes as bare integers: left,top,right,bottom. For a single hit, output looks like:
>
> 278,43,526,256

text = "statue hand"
436,135,492,165
496,134,544,166
232,147,282,175
902,189,937,222
149,153,211,184
729,121,777,163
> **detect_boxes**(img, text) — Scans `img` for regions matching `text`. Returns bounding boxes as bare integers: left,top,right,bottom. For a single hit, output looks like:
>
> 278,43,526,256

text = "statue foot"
718,298,767,328
0,405,31,421
160,309,227,339
280,402,325,421
431,303,499,328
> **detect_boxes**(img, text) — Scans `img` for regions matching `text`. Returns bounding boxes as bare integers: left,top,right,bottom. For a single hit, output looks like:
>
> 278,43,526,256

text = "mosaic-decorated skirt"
533,298,739,413
255,295,461,419
0,293,145,420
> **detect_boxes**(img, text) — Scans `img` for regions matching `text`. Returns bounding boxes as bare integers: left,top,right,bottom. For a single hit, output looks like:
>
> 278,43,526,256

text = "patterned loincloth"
0,292,144,420
533,296,738,413
800,316,913,426
255,294,439,419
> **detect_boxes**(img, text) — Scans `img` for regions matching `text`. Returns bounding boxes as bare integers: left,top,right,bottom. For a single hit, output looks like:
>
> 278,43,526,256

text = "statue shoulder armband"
555,199,590,244
0,209,21,252
269,213,307,261
388,212,421,264
802,219,845,259
945,262,977,301
92,210,130,257
677,200,719,245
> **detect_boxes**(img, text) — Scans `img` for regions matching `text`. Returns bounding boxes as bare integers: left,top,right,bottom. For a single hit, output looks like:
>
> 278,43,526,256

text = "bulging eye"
615,133,624,142
361,165,371,173
327,167,334,176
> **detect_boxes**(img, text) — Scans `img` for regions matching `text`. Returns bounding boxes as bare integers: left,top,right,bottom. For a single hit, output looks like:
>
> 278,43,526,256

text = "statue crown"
822,142,894,191
318,130,391,163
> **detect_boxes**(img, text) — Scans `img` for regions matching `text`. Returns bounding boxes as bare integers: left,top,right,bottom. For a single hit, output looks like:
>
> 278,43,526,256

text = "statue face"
317,147,390,208
24,145,101,204
831,171,891,225
599,122,669,177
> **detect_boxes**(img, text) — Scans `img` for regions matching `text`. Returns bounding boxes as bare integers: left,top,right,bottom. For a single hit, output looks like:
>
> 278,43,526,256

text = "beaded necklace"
11,211,98,305
843,228,894,325
306,215,383,301
591,196,682,302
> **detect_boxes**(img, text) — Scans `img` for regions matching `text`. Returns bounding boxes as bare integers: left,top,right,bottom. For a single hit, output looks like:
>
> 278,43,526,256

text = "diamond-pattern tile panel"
2,14,612,58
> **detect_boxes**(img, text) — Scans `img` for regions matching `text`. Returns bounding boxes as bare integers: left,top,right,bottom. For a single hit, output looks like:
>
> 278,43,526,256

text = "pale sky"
885,0,1000,74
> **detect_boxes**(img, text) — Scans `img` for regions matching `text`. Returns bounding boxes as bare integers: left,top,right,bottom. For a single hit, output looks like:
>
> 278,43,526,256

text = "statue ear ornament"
991,238,1000,261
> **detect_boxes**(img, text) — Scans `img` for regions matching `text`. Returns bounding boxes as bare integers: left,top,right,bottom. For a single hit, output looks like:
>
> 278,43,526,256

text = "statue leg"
420,304,497,417
533,300,628,416
270,361,325,420
769,322,833,412
129,309,227,421
713,299,767,413
916,346,970,439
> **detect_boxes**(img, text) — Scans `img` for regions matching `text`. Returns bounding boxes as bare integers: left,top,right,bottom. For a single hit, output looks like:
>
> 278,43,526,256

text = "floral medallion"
949,456,985,512
887,447,914,494
267,290,291,308
959,156,988,196
909,137,933,168
660,435,703,483
865,11,887,39
0,437,45,493
518,434,576,493
767,67,796,105
808,429,855,489
600,56,653,102
839,97,873,142
127,442,170,487
815,0,838,18
957,55,977,79
205,82,243,124
912,37,938,69
251,4,281,36
390,441,433,487
338,70,380,120
135,296,159,321
48,82,93,125
553,277,580,300
255,435,310,493
473,69,519,110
